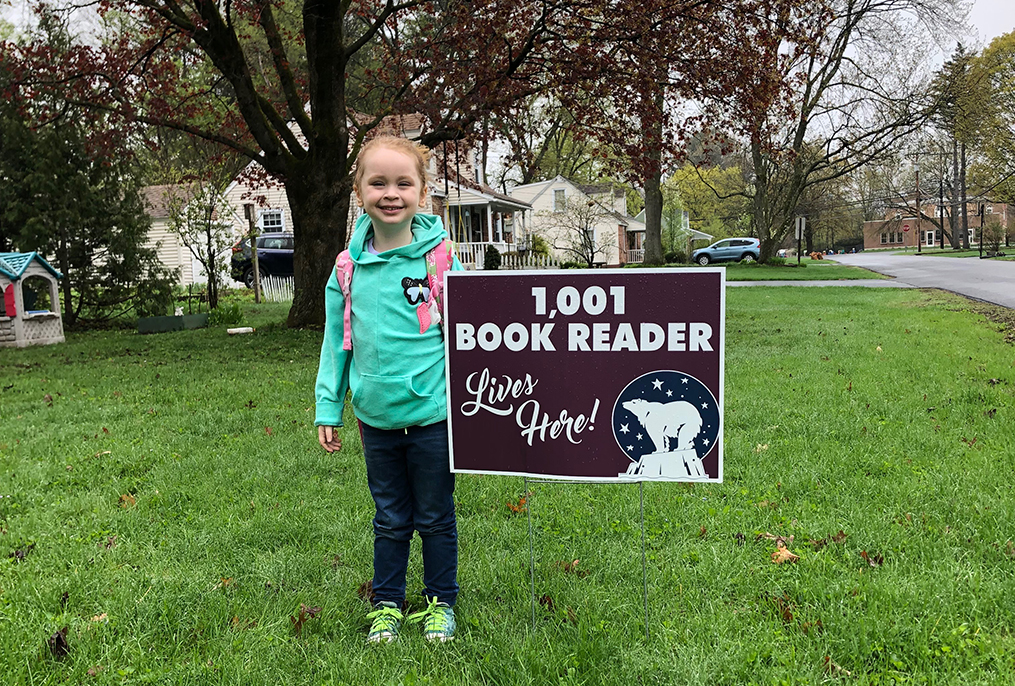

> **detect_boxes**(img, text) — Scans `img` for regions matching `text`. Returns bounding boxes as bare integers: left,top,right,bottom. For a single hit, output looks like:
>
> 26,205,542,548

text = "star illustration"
702,438,710,446
652,378,663,390
627,445,635,451
636,433,643,441
681,377,689,384
701,402,709,409
666,389,673,397
620,424,630,434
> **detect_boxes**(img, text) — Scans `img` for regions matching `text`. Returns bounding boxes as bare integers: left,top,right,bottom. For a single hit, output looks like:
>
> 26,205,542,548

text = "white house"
509,177,640,266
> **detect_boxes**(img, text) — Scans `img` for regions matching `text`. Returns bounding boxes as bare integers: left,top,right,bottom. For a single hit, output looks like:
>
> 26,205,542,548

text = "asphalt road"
826,252,1015,309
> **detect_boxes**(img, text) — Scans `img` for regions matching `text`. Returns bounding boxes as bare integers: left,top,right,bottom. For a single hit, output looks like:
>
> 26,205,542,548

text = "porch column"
487,206,494,243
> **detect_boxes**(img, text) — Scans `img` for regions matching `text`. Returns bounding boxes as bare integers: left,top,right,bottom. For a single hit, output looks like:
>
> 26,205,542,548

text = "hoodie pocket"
352,373,440,428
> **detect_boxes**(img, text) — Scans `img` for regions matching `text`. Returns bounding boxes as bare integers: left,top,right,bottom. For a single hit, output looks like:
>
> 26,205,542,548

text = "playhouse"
0,252,66,348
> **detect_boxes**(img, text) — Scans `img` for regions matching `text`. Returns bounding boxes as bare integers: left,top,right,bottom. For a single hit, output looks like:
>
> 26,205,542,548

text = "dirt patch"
959,301,1015,345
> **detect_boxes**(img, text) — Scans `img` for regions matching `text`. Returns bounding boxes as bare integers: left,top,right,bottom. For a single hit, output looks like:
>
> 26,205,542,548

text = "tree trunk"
642,90,665,267
643,164,664,266
285,164,355,328
960,142,969,250
57,225,74,327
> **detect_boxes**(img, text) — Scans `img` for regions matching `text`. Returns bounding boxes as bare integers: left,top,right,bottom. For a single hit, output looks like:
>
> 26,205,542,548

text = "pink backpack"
334,239,456,351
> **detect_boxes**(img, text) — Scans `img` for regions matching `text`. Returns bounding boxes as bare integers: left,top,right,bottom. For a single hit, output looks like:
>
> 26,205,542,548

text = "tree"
538,197,615,267
708,0,967,261
7,0,565,327
1,15,175,326
970,32,1015,209
0,105,175,325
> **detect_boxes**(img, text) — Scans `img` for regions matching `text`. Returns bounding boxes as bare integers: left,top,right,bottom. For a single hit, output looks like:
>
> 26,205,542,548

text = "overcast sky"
969,0,1015,45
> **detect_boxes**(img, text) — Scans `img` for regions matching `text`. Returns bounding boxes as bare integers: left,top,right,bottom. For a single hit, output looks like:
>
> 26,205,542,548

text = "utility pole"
939,175,946,251
915,156,921,254
243,203,262,304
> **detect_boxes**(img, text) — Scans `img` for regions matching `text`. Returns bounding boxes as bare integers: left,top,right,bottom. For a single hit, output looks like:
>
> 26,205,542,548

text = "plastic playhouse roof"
0,252,63,281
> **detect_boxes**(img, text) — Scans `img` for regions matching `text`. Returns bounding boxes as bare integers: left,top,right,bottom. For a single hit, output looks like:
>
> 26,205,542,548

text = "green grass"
720,260,889,281
2,289,1015,684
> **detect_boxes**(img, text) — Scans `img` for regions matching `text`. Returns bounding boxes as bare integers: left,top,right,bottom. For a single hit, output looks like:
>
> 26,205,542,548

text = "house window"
553,189,565,212
880,233,888,244
260,209,284,231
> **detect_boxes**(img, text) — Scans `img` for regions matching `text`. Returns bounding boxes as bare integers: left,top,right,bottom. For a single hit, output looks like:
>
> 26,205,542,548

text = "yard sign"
445,269,724,482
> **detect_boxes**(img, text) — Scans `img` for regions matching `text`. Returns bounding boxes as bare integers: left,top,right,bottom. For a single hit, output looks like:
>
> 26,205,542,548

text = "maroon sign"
444,269,724,482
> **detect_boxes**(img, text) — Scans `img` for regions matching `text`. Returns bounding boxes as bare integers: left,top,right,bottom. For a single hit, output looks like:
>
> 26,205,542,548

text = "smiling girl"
314,135,463,643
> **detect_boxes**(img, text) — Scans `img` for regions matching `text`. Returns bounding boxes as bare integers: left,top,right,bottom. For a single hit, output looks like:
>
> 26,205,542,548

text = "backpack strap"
334,250,354,351
424,239,455,328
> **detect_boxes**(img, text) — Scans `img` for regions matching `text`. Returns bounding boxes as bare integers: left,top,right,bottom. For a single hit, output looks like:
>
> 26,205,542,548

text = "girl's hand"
318,425,342,453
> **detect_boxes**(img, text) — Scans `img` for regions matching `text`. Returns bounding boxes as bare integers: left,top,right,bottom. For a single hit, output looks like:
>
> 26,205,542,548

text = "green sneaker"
407,596,456,642
366,601,403,643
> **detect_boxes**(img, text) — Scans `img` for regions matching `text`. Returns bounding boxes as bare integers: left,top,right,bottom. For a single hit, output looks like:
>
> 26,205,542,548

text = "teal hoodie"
314,212,462,430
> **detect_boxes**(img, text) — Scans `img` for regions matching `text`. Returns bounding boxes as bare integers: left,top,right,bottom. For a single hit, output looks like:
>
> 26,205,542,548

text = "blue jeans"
360,420,458,607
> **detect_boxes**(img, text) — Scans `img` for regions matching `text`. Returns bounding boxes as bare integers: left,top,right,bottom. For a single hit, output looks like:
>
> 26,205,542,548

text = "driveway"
826,252,1015,309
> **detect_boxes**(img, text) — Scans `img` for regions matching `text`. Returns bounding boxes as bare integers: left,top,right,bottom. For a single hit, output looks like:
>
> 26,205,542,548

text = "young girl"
315,136,462,643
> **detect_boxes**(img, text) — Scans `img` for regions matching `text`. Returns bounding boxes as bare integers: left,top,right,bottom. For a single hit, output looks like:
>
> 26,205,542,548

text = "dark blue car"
230,232,294,288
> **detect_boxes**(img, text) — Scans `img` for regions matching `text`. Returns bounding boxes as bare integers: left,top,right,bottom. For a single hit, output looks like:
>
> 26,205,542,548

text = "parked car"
231,232,294,288
692,238,761,266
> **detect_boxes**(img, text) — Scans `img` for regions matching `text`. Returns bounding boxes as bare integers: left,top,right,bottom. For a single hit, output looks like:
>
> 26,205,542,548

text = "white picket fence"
499,253,561,270
260,275,294,302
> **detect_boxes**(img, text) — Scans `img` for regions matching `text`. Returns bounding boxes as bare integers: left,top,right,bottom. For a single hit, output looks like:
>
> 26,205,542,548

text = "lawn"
2,288,1014,685
720,260,889,281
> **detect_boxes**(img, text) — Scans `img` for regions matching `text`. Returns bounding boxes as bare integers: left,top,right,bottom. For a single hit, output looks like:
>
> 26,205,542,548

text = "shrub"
560,261,583,269
664,250,687,264
529,234,551,257
209,303,244,326
484,245,502,270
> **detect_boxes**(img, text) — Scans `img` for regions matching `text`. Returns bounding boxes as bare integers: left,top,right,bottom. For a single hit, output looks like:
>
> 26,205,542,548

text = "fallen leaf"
212,577,233,590
506,493,530,514
554,559,588,577
809,537,827,550
60,591,69,607
356,579,375,603
44,393,53,406
770,593,794,622
823,656,852,676
699,526,707,539
101,536,117,550
754,443,769,454
289,603,322,637
118,494,136,508
538,594,556,612
801,619,823,634
102,427,109,434
860,550,883,567
245,400,257,409
87,666,104,677
831,530,847,543
48,626,70,658
985,408,997,418
90,613,108,622
757,532,794,547
231,616,258,630
265,427,273,436
9,542,35,561
733,532,746,546
93,450,111,458
771,545,800,564
876,346,882,352
65,465,73,472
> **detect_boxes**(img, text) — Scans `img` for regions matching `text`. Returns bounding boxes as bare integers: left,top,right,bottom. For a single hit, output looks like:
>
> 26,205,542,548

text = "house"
862,199,1012,251
218,115,532,270
631,208,713,263
508,177,641,266
140,184,203,286
0,252,65,348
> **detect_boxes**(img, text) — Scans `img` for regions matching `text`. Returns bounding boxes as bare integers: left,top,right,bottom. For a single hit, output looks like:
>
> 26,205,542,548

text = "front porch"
436,181,531,269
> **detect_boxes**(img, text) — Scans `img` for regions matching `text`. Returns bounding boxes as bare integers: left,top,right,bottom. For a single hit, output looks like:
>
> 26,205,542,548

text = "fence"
260,275,294,302
499,253,561,270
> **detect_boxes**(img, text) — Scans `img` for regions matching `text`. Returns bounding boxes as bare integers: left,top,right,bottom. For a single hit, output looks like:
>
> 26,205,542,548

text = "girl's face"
355,147,427,235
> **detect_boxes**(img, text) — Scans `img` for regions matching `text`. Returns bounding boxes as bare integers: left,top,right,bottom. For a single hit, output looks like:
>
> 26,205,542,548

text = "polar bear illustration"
622,398,703,454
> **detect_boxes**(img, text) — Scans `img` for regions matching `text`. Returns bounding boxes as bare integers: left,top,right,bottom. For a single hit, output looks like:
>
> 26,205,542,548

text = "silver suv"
692,238,760,266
